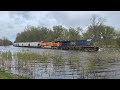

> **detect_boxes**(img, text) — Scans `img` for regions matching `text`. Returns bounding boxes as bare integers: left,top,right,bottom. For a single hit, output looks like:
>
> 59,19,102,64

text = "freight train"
13,39,99,51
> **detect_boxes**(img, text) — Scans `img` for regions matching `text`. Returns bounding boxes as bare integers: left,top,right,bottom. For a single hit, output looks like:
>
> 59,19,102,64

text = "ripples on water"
0,45,120,79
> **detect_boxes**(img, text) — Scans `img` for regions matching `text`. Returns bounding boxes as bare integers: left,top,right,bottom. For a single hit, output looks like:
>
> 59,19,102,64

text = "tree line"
15,15,120,48
15,25,81,42
0,37,13,46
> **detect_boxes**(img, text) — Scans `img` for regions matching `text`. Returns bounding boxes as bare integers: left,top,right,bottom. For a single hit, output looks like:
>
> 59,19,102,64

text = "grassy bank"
0,68,29,79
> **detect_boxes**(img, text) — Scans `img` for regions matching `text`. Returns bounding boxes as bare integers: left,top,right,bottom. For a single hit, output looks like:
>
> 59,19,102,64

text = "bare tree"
89,15,106,45
90,15,106,26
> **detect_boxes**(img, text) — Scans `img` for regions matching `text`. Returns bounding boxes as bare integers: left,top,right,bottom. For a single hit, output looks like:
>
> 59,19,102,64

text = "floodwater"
0,45,120,79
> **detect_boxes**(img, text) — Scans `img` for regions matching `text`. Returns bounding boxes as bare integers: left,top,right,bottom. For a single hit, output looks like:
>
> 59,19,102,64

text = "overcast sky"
0,11,120,42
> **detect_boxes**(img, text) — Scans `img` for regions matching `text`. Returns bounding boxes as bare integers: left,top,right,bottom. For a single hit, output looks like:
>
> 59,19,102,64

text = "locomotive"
57,40,98,51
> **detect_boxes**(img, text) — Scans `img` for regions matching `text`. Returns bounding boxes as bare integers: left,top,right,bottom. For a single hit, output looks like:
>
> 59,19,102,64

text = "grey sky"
0,11,120,42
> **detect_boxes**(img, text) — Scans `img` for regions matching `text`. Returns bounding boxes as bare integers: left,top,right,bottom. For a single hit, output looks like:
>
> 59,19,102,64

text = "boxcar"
29,42,39,47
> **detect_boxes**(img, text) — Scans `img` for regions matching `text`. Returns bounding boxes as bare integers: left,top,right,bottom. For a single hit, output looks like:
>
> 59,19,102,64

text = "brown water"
0,45,120,79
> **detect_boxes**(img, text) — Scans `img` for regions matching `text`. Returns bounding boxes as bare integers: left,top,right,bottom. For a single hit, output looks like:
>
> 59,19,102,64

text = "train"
13,39,99,51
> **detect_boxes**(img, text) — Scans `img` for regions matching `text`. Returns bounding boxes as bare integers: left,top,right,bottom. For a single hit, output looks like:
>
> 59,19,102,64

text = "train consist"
13,39,99,51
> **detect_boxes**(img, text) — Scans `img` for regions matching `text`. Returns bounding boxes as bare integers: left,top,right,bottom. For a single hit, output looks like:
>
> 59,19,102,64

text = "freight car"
13,42,40,48
28,42,40,48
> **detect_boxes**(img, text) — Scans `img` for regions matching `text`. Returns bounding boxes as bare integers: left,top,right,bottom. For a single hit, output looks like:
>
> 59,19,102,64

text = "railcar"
13,42,40,48
28,42,40,48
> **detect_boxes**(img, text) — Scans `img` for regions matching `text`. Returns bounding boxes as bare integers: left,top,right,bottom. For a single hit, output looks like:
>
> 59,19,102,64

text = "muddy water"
0,45,120,79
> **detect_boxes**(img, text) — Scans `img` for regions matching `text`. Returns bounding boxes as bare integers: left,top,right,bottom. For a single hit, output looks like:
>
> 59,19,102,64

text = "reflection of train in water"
13,39,99,51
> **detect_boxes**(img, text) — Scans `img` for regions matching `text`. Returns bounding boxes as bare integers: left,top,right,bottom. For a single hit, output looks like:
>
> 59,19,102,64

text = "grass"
91,51,120,64
0,68,29,79
67,55,80,69
14,51,49,62
83,50,120,79
51,54,65,70
1,50,12,60
52,54,64,65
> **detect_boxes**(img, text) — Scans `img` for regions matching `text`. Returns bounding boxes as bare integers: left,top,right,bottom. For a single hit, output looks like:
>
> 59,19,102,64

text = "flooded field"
0,45,120,79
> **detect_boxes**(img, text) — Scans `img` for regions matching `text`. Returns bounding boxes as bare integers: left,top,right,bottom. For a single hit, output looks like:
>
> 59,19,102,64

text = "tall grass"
84,50,120,79
1,50,12,60
91,51,120,64
67,55,80,70
51,54,65,70
14,51,49,63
